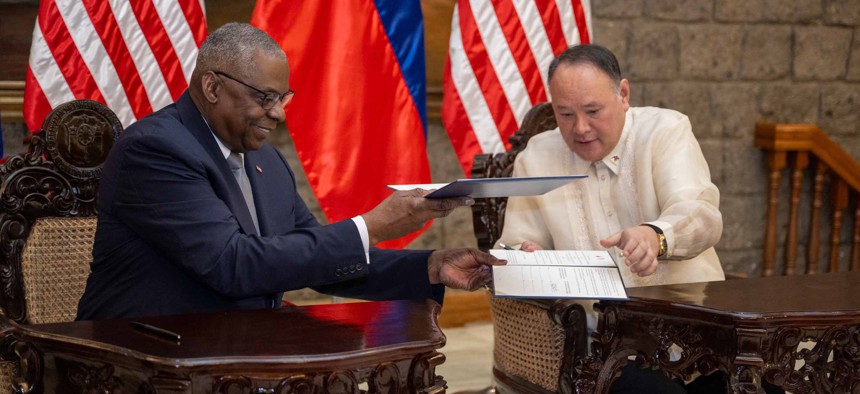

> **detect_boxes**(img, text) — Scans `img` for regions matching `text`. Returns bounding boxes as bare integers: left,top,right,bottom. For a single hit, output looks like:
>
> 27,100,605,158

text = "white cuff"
350,216,371,265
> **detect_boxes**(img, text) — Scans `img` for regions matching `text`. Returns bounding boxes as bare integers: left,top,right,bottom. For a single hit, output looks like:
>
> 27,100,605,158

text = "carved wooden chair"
471,102,589,393
0,100,121,391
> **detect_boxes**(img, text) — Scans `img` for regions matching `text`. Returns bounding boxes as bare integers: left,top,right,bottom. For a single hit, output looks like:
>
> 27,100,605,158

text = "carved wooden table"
575,271,860,394
0,299,447,393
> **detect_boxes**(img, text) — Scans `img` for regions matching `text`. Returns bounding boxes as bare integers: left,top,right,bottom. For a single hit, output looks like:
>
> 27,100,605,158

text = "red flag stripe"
469,0,535,127
82,0,153,120
177,0,207,47
128,0,187,101
534,0,568,55
24,1,206,131
457,0,518,150
442,0,591,176
151,0,199,82
511,0,557,96
26,19,75,108
108,0,175,112
446,5,505,156
491,0,547,106
39,1,105,105
572,0,591,45
556,0,591,47
442,57,485,174
56,0,140,124
23,67,55,131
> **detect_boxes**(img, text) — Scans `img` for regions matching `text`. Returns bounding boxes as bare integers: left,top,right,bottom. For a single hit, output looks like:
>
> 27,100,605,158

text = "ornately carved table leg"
570,351,633,394
731,365,764,394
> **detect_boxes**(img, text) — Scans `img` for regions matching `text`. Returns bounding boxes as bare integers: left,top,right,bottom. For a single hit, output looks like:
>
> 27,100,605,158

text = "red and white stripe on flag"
23,0,207,132
442,0,591,175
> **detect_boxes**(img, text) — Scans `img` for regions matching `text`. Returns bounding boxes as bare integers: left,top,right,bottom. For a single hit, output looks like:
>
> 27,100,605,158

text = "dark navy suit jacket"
77,92,442,320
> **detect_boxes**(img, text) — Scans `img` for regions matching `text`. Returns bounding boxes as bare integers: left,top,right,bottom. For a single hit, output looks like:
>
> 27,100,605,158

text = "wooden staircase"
755,123,860,276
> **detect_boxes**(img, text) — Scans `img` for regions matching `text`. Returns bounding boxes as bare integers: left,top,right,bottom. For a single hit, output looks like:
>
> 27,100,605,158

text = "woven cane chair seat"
491,298,565,392
21,217,96,324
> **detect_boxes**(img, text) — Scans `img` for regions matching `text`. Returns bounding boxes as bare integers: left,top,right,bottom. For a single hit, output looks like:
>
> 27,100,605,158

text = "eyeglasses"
213,71,295,110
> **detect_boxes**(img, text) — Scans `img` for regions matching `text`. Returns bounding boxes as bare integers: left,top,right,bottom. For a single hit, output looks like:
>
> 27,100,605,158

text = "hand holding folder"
388,175,586,199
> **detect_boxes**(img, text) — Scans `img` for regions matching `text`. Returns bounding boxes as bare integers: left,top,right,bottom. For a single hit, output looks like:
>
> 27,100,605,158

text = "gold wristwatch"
642,224,667,258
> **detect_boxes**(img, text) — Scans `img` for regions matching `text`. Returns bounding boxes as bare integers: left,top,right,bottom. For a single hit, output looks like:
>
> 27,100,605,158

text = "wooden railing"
755,123,860,277
0,81,25,122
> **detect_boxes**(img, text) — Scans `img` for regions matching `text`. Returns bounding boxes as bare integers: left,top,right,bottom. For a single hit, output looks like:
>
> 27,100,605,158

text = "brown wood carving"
0,99,120,324
0,299,448,394
763,325,860,393
574,272,860,394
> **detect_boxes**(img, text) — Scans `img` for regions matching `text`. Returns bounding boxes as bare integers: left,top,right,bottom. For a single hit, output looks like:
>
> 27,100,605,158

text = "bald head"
191,23,286,87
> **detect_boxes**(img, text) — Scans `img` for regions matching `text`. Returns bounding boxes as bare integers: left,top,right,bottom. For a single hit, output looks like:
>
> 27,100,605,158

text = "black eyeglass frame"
213,71,295,110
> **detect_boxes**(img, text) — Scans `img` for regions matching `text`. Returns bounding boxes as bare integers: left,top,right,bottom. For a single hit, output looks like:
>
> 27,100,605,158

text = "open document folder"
488,249,629,300
387,176,585,199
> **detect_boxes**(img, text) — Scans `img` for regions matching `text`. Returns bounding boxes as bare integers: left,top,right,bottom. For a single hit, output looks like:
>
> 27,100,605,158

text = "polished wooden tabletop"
25,299,445,366
623,270,860,318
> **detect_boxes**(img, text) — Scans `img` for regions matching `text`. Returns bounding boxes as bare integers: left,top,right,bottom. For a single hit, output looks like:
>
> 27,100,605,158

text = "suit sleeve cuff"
351,216,371,265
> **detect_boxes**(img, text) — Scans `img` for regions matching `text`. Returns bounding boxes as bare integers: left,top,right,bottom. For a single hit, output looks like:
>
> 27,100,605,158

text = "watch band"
642,224,667,258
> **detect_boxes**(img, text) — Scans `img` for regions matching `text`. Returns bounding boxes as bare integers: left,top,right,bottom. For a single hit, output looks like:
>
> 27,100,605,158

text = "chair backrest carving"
0,100,120,324
470,102,557,251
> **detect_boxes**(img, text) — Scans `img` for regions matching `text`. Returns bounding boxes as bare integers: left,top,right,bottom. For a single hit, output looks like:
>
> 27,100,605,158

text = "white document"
490,249,628,300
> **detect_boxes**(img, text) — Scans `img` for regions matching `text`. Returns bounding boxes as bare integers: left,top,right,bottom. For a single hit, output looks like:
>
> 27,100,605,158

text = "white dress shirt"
498,106,724,329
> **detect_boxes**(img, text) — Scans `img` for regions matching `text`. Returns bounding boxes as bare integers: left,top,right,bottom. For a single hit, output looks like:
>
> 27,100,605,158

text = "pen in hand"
131,321,181,342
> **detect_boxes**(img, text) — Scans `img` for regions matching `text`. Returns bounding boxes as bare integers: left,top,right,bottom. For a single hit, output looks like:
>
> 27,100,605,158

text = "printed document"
490,249,628,300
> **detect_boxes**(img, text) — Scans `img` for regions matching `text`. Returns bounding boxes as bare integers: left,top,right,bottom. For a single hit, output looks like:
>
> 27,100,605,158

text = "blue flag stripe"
372,0,428,136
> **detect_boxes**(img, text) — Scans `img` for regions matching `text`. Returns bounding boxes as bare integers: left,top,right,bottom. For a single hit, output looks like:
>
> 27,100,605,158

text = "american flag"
442,0,591,174
23,0,207,132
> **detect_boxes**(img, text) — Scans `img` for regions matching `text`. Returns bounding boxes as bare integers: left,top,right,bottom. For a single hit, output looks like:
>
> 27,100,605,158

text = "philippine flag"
252,1,432,249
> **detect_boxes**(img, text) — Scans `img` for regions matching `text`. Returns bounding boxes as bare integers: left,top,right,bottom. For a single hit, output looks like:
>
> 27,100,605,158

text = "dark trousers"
611,364,785,394
610,362,686,394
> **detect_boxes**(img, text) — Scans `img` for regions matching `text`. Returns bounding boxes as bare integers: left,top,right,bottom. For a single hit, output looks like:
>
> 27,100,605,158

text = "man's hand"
600,226,659,277
427,249,506,291
362,189,474,245
519,241,544,252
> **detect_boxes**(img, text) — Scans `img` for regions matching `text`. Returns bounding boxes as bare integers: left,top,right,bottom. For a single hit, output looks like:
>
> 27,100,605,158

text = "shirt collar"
597,109,633,175
202,116,240,161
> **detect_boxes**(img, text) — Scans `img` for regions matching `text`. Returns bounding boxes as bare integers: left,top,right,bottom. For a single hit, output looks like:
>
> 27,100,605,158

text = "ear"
200,72,220,104
618,78,630,111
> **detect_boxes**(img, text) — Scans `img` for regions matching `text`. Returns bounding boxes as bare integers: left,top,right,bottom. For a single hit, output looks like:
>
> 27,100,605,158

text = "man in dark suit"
76,23,502,320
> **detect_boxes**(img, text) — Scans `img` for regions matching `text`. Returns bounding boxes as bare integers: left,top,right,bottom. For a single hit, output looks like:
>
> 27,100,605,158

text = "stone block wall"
581,0,860,276
405,0,860,277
